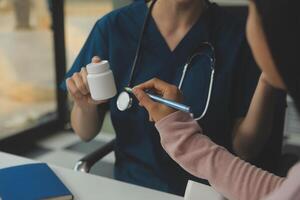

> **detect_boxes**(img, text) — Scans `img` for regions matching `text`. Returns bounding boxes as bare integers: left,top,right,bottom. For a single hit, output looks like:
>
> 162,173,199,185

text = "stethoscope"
116,0,216,121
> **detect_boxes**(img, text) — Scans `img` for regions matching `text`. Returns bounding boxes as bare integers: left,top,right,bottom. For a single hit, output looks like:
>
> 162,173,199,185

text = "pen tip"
124,87,133,93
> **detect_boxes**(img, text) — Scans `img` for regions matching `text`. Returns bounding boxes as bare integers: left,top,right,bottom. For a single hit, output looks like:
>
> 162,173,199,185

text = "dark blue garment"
61,2,259,196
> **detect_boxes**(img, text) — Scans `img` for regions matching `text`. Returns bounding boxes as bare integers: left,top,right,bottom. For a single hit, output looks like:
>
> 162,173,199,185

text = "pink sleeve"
264,163,300,200
155,111,285,200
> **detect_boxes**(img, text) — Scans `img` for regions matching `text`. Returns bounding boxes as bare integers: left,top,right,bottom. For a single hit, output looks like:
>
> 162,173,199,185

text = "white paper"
184,180,223,200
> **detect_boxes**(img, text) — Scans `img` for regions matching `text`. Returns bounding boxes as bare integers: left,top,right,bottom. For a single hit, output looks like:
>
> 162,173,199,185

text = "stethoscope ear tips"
117,91,133,111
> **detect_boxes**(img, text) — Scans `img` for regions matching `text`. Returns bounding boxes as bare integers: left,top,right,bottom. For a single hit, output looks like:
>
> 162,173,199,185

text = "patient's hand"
133,78,183,122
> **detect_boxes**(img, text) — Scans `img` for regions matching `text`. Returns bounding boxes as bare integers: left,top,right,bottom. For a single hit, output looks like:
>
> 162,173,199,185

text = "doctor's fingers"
76,56,101,92
72,72,89,95
81,55,102,87
80,67,89,90
66,78,84,99
92,56,101,63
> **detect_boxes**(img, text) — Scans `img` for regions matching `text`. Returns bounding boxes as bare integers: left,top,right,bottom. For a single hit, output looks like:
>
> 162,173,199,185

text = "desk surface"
0,152,182,200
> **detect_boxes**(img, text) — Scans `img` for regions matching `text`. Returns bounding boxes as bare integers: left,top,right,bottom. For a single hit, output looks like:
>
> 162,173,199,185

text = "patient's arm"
156,111,284,200
232,75,279,161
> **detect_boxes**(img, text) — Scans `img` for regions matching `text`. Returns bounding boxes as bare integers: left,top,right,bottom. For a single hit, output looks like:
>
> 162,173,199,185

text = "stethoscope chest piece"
117,91,133,111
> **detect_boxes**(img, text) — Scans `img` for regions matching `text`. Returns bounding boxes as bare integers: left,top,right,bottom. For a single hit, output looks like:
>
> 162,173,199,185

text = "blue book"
0,163,73,200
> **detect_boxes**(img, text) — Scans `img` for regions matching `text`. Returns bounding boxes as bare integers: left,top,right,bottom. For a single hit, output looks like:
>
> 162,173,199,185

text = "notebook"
0,163,73,200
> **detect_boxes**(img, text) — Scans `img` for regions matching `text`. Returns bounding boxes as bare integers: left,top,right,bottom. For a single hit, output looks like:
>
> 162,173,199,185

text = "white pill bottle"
86,60,117,101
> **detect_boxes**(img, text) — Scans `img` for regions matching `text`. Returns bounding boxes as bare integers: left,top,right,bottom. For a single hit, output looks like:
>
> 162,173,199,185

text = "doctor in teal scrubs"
61,0,277,196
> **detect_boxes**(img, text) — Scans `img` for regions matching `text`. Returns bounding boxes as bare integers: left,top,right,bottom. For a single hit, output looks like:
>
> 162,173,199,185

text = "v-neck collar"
144,3,213,63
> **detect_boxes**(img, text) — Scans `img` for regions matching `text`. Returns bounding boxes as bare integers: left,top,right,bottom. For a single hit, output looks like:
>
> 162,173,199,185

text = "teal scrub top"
62,2,260,196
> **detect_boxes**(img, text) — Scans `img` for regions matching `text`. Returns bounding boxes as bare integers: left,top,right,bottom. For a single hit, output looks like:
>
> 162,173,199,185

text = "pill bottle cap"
87,60,110,74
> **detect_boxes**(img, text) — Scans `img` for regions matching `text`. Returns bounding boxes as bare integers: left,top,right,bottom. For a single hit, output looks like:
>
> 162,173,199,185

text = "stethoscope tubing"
193,68,215,121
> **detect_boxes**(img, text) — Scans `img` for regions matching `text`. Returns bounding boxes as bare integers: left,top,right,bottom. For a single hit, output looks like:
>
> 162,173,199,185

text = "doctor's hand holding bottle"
66,56,108,108
66,56,108,141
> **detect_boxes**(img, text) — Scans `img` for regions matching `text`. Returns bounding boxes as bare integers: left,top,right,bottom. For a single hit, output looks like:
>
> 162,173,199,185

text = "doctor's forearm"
71,103,106,141
233,77,277,161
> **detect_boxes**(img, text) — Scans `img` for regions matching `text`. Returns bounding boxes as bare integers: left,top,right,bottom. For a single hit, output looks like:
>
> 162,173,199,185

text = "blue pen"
124,87,191,113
